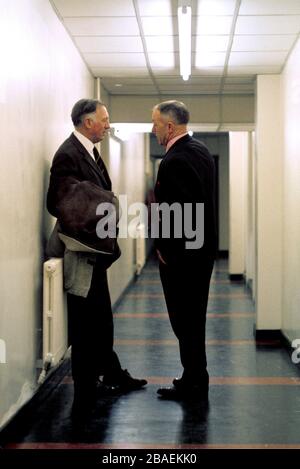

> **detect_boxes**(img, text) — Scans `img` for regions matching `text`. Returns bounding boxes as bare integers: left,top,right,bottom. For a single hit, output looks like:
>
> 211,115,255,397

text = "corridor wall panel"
0,0,94,429
281,37,300,343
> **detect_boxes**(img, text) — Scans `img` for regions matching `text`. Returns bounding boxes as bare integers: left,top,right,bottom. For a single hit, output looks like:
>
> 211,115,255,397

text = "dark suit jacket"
47,133,111,217
154,134,217,265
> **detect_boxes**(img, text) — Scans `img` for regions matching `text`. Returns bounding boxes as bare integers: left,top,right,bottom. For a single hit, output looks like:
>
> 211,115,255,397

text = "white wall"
281,38,300,342
106,133,146,305
229,132,248,275
0,0,94,429
245,132,256,298
255,75,283,330
197,133,229,252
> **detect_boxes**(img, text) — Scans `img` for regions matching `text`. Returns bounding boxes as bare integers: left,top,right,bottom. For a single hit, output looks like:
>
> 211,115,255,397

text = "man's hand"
156,249,167,265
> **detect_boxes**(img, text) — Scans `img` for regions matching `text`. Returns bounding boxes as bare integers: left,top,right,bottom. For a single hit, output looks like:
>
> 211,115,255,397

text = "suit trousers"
67,257,121,400
159,256,214,384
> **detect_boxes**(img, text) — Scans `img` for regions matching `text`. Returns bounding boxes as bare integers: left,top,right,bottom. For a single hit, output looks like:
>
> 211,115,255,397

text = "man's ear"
84,117,93,130
168,121,175,135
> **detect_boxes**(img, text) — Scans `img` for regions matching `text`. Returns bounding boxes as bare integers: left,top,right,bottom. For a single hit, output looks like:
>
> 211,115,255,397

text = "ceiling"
50,0,300,96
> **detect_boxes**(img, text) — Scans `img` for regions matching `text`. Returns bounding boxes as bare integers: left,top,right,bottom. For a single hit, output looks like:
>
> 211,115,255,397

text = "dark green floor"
2,256,300,451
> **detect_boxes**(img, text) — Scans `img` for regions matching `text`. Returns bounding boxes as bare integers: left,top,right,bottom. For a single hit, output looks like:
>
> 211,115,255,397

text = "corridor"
2,255,300,450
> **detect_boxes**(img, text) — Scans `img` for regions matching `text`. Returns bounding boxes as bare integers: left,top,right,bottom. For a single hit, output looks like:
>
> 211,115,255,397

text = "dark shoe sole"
157,386,208,401
102,378,147,394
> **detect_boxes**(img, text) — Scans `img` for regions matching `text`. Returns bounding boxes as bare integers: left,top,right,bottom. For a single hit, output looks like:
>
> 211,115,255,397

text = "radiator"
135,223,146,275
39,258,68,383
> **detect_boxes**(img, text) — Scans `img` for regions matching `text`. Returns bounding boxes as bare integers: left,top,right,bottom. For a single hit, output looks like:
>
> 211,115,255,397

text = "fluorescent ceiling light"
177,5,191,81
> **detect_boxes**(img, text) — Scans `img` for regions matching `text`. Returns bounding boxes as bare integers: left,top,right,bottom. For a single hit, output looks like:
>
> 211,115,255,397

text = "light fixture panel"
177,5,192,81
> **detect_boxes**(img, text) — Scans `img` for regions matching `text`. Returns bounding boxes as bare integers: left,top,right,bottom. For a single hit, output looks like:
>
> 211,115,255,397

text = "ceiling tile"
141,16,177,35
196,35,230,52
197,0,236,15
145,36,177,52
74,36,144,53
162,88,218,96
52,0,135,16
159,83,221,93
108,85,157,95
156,76,222,85
195,52,226,67
193,67,225,76
229,51,288,66
148,52,176,68
84,53,147,67
63,17,140,36
196,16,233,35
235,16,300,35
91,67,150,77
240,0,300,15
137,1,199,17
232,35,297,51
155,77,186,85
102,77,154,86
138,0,174,16
152,67,180,76
51,0,300,96
227,65,282,74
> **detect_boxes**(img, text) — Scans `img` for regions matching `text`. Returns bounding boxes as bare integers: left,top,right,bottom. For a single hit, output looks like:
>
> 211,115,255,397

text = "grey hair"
154,100,190,125
71,99,104,127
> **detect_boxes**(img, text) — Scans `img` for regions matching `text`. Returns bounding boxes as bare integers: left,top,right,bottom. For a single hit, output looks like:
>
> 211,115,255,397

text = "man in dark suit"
152,100,217,400
47,99,147,422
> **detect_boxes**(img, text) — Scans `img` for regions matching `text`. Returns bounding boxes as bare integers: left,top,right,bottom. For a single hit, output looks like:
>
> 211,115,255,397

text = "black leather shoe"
157,385,208,401
173,377,184,388
103,369,147,392
173,373,209,390
95,379,120,396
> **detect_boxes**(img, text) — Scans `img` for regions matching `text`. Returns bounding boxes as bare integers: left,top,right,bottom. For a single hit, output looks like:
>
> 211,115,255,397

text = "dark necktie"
92,146,111,189
93,146,105,173
93,146,100,164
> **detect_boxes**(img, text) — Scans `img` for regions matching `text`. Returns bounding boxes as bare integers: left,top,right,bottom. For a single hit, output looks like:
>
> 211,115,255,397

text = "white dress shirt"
73,129,96,161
